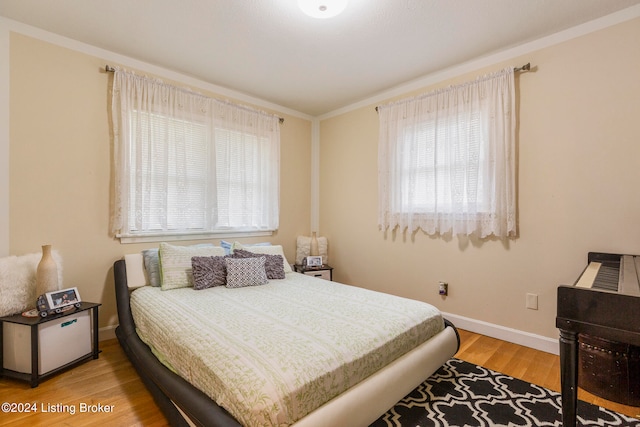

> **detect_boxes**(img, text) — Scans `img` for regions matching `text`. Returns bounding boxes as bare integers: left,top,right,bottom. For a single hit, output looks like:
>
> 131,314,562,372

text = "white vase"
310,232,319,256
35,244,59,297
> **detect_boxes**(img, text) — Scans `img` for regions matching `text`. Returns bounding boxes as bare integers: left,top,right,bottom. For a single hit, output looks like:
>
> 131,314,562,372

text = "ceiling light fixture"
298,0,348,19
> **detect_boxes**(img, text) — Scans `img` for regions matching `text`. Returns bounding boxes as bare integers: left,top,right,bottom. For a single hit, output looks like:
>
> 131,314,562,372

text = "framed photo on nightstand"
305,256,323,267
46,287,81,310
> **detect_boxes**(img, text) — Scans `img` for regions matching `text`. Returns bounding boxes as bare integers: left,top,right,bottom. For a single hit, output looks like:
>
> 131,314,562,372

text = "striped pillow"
158,242,226,290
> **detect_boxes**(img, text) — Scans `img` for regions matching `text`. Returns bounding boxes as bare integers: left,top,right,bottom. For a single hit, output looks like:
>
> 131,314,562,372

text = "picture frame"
45,287,82,310
306,256,323,267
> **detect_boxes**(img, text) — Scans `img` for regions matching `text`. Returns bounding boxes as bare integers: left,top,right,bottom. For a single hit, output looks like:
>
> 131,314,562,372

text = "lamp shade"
298,0,348,19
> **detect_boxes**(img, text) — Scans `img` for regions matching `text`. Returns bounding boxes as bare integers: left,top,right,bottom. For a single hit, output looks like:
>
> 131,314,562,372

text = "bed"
113,245,460,427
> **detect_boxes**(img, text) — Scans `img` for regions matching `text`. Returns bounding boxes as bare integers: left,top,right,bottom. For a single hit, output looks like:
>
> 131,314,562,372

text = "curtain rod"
514,62,531,72
104,65,284,124
374,63,532,112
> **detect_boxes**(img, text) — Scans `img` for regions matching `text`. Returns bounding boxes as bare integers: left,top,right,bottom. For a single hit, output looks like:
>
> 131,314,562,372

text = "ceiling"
1,0,639,116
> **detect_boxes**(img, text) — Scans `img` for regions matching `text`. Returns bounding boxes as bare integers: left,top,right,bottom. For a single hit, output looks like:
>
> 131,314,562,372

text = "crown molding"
0,17,312,122
319,4,640,121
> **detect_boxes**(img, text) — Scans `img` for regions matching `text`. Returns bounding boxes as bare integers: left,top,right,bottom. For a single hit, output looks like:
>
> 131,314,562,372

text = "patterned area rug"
371,358,640,427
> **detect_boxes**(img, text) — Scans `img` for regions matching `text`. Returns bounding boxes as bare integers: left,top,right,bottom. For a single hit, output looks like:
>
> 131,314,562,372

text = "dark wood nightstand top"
0,302,101,326
293,264,333,274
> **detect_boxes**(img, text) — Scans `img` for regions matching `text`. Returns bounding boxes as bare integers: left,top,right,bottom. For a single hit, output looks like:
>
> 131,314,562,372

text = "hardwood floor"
1,330,638,426
1,338,166,426
456,329,640,420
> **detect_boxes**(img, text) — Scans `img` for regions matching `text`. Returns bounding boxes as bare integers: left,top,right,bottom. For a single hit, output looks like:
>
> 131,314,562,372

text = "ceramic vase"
35,244,59,297
310,232,319,256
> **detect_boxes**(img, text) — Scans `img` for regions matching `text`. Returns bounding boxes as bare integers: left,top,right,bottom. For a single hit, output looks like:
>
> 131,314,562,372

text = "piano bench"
579,333,640,406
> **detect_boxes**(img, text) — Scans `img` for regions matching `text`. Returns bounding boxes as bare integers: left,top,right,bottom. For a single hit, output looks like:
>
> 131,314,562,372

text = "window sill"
116,230,274,244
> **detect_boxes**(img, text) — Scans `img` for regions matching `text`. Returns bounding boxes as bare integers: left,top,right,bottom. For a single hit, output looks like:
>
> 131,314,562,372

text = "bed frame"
113,259,460,427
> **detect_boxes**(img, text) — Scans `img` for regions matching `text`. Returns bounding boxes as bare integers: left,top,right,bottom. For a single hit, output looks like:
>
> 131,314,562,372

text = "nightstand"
294,264,333,281
0,302,100,387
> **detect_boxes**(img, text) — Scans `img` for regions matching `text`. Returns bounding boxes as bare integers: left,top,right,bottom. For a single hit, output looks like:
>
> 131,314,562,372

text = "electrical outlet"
526,293,538,310
439,281,448,296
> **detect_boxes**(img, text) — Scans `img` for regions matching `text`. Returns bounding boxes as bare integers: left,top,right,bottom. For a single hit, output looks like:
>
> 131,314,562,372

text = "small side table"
294,264,333,281
0,302,100,387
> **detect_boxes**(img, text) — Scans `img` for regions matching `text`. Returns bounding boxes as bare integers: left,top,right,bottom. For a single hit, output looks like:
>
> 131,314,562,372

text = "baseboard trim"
99,324,117,342
442,312,559,355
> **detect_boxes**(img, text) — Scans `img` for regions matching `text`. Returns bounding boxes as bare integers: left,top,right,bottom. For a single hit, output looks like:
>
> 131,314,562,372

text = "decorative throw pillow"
225,257,268,288
0,251,63,317
158,242,226,290
295,235,329,265
143,243,214,287
231,242,293,273
222,240,272,255
141,248,161,287
191,256,228,290
220,240,233,255
232,249,285,280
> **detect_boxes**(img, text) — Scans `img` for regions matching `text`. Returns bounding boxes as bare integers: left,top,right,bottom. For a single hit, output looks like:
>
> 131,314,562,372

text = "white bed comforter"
130,272,443,427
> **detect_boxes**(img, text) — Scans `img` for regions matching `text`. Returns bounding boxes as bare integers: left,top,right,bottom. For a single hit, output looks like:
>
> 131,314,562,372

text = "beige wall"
8,33,312,330
6,16,640,344
319,17,640,340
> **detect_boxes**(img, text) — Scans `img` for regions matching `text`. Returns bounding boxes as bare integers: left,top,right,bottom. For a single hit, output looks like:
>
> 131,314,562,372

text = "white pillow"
231,242,293,273
0,251,63,316
159,242,226,290
124,253,147,289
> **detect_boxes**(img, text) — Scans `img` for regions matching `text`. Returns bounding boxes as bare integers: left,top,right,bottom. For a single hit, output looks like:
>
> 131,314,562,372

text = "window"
111,69,280,242
399,111,487,213
378,67,516,238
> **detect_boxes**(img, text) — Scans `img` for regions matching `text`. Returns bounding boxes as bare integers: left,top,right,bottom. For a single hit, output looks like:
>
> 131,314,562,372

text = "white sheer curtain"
378,67,516,238
110,69,280,238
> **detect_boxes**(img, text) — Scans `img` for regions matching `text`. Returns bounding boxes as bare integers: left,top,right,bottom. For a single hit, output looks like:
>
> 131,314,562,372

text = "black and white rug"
371,358,640,427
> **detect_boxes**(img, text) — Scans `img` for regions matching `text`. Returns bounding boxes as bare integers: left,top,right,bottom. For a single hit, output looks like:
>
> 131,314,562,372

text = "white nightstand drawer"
303,269,332,281
3,310,91,375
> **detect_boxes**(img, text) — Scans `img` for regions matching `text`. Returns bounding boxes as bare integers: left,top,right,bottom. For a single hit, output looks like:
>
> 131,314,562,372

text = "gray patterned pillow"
225,257,268,288
191,256,227,290
232,249,285,279
142,248,161,287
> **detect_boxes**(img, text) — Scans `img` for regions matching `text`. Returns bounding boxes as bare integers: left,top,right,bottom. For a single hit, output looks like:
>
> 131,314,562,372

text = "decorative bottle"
310,232,319,256
35,244,59,297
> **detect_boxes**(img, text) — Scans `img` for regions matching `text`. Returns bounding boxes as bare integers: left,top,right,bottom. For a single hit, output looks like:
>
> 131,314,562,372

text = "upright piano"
556,252,640,427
